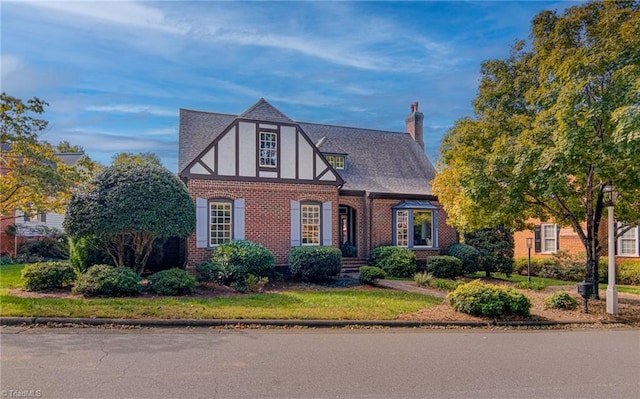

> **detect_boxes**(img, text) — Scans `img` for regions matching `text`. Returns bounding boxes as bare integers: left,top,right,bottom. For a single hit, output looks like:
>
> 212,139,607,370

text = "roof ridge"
298,120,405,135
180,108,237,117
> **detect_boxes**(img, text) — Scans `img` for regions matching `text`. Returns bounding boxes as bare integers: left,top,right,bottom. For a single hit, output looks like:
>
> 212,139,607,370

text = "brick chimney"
405,101,424,149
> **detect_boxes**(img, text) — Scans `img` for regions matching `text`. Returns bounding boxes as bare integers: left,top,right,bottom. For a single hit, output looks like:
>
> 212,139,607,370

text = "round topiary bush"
358,266,387,285
210,240,275,286
425,255,463,279
21,261,76,291
148,268,196,295
289,246,342,282
447,244,480,274
370,246,417,278
544,292,578,310
73,265,141,297
447,280,531,318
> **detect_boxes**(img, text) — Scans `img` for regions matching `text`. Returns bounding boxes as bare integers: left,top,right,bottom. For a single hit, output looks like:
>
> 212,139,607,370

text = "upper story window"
209,201,232,246
259,132,277,168
325,154,345,170
618,226,639,257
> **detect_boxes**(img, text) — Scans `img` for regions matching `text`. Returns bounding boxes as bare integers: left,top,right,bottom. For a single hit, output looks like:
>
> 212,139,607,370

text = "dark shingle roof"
179,100,436,196
55,153,85,166
300,123,435,195
179,109,236,173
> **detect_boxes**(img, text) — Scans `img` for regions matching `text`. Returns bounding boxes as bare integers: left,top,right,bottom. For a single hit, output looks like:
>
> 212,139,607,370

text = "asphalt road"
1,327,639,399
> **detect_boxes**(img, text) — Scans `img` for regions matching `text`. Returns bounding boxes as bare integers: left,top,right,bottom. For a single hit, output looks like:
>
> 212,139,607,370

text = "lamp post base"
606,285,618,315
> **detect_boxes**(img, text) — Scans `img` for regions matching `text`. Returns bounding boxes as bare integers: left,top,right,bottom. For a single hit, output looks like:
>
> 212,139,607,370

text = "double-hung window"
618,226,639,257
209,201,232,246
301,204,321,245
535,223,558,253
393,201,438,249
325,154,345,170
259,132,277,167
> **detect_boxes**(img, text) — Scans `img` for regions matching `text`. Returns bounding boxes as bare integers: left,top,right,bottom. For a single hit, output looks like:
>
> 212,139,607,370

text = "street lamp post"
526,237,533,283
603,183,618,315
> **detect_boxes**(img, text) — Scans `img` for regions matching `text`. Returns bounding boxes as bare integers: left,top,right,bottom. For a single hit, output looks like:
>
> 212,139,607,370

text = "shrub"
464,226,514,277
195,262,215,283
370,246,417,278
18,236,68,261
514,281,545,291
0,255,15,265
21,261,76,291
210,240,275,285
447,280,531,318
359,266,387,285
68,236,113,273
425,255,463,279
289,247,342,282
447,244,480,274
414,271,434,287
514,257,549,276
544,292,578,310
73,265,141,297
233,274,269,293
148,268,196,295
618,261,640,285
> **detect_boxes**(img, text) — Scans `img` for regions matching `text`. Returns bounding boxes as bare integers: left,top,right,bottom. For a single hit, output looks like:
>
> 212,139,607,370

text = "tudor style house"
178,99,458,269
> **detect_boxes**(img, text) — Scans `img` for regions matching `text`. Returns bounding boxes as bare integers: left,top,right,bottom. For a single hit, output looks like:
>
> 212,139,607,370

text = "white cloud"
85,104,177,117
24,0,186,34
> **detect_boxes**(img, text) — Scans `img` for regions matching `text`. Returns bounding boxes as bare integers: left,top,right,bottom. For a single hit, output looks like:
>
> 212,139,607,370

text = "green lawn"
471,272,574,287
0,264,440,320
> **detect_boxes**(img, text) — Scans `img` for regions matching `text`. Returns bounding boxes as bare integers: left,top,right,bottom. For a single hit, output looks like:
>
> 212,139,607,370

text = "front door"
339,206,357,257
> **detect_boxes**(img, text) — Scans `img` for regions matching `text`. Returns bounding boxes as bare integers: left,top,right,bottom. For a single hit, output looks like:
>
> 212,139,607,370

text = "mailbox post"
577,281,593,314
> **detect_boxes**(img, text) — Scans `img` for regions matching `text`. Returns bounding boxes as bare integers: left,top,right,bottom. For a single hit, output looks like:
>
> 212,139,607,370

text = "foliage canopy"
433,1,640,287
0,93,97,219
64,163,195,274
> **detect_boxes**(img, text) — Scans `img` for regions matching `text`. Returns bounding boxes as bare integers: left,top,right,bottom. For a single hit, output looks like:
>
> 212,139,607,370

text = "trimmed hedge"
425,255,463,279
73,265,141,297
21,261,76,291
289,246,342,282
447,244,480,274
148,268,196,295
447,280,531,318
206,240,275,286
359,266,387,285
370,246,417,278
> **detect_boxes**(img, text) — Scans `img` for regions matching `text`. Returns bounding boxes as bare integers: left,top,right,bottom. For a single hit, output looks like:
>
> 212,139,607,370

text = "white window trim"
396,210,409,247
259,131,277,168
618,226,639,257
541,223,558,254
301,203,321,246
394,209,437,249
209,200,233,247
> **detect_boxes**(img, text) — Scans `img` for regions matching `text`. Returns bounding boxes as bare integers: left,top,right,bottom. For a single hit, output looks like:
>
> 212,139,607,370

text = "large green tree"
433,1,640,296
1,93,96,219
64,163,195,274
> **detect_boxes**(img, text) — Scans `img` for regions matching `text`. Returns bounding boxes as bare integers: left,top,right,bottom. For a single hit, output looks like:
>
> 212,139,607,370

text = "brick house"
178,99,458,270
514,219,640,263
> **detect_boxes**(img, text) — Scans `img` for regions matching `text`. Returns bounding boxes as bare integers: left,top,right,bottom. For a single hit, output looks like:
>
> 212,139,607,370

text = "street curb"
1,316,629,329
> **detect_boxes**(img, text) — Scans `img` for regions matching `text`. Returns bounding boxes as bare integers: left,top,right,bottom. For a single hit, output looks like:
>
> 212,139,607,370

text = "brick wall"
370,198,458,261
187,179,339,269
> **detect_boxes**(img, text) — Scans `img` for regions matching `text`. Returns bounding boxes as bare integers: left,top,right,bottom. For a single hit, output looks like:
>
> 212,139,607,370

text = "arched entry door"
339,205,357,257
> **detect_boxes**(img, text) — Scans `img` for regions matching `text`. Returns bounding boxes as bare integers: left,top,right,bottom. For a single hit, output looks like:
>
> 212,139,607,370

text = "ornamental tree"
1,93,96,219
433,1,640,296
64,163,195,274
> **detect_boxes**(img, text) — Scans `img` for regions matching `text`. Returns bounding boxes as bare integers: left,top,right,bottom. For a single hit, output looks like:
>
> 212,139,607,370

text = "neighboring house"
513,219,640,262
0,153,84,257
178,99,458,270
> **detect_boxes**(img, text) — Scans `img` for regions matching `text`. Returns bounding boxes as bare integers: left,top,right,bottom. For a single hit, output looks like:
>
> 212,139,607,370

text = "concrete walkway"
374,279,447,299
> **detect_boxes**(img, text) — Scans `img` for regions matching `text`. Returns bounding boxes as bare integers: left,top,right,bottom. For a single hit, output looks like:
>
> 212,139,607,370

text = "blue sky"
1,1,581,172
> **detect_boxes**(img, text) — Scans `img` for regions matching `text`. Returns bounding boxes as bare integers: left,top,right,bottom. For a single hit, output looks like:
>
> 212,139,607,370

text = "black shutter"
534,225,541,253
556,224,560,251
